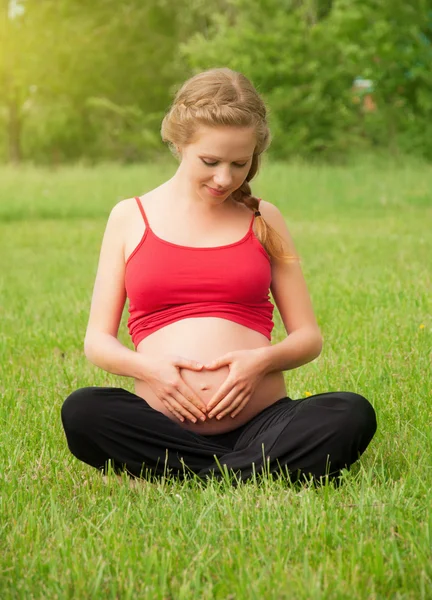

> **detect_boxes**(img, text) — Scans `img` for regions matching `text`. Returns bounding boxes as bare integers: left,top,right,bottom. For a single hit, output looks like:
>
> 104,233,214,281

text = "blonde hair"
161,68,298,263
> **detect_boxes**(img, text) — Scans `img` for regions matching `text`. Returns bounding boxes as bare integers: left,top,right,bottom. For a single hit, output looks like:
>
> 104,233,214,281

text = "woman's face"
178,125,256,204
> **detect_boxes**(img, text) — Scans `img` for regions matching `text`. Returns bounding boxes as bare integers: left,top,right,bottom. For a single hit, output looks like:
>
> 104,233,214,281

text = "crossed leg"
61,387,377,484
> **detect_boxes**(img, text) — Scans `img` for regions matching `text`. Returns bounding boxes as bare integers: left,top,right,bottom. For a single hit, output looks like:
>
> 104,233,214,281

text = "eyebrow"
200,154,252,161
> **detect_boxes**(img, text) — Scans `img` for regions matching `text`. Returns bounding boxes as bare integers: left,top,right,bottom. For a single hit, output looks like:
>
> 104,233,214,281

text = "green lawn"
1,162,431,599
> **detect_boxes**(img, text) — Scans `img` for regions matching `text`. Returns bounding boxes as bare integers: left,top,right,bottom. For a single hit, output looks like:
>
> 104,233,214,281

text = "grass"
0,160,431,599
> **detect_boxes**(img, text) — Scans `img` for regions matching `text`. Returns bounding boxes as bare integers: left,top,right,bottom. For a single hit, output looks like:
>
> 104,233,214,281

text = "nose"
213,166,233,188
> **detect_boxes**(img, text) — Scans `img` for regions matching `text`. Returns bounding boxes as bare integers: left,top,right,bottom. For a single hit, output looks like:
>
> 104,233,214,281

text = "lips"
207,186,228,196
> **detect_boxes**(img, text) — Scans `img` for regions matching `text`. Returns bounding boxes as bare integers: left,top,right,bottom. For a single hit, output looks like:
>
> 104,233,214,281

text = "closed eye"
202,159,248,168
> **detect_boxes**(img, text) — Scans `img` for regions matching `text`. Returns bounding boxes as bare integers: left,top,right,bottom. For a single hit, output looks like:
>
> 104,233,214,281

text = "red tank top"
125,197,274,347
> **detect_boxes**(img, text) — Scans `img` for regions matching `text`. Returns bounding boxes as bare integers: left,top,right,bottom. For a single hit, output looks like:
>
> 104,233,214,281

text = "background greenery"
1,163,431,598
2,0,432,164
1,1,431,597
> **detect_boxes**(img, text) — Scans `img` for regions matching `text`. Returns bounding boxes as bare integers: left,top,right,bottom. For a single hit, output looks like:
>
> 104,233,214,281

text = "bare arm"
83,200,145,378
257,201,323,375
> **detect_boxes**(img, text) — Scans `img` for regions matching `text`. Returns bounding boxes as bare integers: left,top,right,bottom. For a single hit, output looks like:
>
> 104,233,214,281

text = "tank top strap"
134,196,150,229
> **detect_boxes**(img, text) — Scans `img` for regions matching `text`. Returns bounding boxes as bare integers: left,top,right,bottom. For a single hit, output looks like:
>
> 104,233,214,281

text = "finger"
230,395,251,418
204,356,231,370
177,382,208,415
167,395,199,423
161,400,185,423
206,380,236,413
208,387,240,419
173,392,207,423
172,409,185,423
174,357,204,371
213,392,248,420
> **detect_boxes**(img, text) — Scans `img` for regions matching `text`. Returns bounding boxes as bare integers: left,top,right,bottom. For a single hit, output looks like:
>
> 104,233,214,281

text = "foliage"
0,0,185,163
329,0,432,159
181,0,432,160
1,0,432,162
181,0,358,159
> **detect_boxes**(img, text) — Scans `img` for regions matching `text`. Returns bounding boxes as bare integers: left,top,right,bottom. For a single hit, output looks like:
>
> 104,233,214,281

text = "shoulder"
100,198,141,252
258,199,292,241
108,197,137,222
105,197,144,231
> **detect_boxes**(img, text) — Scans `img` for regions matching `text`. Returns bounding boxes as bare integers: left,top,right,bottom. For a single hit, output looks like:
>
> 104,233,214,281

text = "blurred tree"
0,0,102,162
1,0,432,162
180,0,432,160
1,0,53,162
0,0,197,163
330,0,432,157
180,0,358,159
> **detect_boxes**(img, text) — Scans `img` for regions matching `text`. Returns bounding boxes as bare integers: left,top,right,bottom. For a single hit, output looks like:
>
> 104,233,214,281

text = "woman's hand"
141,354,208,424
204,349,267,420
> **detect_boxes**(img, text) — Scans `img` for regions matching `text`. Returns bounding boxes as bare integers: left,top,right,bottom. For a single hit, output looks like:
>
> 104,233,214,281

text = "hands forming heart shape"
143,348,267,424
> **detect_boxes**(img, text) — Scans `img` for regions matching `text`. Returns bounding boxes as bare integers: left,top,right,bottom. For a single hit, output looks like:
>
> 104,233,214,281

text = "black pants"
61,387,377,484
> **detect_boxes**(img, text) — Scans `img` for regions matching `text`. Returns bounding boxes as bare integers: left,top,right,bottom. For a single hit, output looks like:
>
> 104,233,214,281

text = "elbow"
314,331,323,359
83,337,92,361
84,331,117,367
308,327,323,360
84,334,98,363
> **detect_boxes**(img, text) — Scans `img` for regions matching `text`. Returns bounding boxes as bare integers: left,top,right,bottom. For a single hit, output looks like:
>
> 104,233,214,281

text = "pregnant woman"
61,68,377,484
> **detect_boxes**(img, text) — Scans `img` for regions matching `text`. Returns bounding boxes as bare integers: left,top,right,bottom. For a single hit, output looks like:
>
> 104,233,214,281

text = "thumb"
205,354,232,370
174,357,204,371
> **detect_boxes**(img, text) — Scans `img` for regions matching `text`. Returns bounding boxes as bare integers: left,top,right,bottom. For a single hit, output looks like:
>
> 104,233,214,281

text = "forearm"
259,327,323,375
84,332,145,379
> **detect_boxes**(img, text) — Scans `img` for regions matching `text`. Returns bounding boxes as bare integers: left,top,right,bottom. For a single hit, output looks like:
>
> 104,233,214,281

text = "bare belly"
135,318,287,435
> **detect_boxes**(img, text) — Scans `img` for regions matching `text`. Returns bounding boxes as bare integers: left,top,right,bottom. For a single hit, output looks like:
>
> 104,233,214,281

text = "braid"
232,156,297,263
231,181,259,212
231,153,259,210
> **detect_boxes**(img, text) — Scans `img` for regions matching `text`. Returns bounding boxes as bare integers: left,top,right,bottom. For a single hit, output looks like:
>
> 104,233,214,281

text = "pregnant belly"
135,318,287,435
